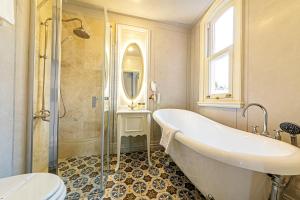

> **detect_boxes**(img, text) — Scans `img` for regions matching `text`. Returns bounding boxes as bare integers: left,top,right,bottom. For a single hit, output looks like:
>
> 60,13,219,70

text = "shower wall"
32,0,53,172
58,7,104,159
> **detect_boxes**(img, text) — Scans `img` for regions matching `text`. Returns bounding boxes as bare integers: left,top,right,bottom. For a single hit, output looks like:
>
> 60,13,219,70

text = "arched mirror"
122,43,144,99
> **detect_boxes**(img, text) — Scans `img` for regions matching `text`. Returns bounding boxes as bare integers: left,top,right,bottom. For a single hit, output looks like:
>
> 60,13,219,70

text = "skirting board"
110,141,161,154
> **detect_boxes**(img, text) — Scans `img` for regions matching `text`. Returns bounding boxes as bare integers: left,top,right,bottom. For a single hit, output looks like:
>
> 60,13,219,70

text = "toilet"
0,173,66,200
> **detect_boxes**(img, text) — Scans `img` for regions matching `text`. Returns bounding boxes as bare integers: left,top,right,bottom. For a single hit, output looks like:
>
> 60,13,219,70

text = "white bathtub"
153,109,300,200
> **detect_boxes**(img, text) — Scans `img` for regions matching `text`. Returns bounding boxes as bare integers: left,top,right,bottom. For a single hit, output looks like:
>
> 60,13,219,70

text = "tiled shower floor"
58,155,104,199
58,149,205,200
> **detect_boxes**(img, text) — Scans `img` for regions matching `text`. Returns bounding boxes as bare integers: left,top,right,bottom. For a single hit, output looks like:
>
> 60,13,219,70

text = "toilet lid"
48,182,67,200
48,179,66,200
0,173,66,200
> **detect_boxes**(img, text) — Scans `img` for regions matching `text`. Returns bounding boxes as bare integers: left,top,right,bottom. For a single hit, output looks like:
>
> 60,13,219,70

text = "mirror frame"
116,24,150,109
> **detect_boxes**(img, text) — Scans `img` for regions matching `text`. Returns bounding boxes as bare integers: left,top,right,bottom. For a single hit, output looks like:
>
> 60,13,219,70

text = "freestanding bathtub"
153,109,300,200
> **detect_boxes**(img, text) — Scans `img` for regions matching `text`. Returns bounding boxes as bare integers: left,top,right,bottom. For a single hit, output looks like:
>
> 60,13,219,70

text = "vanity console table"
115,109,152,171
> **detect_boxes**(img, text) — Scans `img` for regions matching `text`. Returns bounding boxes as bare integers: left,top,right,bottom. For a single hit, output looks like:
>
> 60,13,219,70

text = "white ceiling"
68,0,213,25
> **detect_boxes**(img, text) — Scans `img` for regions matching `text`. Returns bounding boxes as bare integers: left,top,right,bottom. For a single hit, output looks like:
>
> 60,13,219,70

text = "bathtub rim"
153,109,300,176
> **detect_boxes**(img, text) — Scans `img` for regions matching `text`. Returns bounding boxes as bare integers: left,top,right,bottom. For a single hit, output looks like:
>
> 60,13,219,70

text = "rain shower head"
73,26,90,39
62,18,90,39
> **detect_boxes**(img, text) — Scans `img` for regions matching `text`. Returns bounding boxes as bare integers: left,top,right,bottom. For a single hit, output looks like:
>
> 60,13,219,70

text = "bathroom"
0,0,299,199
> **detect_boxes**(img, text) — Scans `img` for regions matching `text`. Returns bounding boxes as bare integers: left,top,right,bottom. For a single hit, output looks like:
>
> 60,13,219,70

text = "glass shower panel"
57,5,107,198
58,11,104,160
31,0,54,173
30,1,113,198
102,9,113,182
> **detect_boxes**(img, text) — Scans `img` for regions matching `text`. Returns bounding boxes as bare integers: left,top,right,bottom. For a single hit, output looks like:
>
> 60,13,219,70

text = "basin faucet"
242,103,269,136
128,101,137,110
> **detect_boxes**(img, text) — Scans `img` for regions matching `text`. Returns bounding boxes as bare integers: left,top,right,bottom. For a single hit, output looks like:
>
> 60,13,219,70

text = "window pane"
213,7,234,53
209,53,230,95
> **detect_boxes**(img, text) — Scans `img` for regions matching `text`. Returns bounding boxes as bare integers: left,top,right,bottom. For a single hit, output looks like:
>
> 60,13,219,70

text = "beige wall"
190,0,300,143
108,13,190,152
0,0,30,177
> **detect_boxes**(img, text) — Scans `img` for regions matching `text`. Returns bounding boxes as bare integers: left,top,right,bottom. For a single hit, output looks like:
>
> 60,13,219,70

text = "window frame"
208,48,233,98
198,0,243,108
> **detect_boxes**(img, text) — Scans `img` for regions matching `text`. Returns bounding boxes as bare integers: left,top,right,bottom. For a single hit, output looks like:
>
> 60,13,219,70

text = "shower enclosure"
28,0,113,198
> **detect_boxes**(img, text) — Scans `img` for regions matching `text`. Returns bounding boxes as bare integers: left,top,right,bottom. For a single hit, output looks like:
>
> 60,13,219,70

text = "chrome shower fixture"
41,17,90,40
35,17,90,122
62,18,90,39
242,103,269,136
35,17,53,122
280,122,300,146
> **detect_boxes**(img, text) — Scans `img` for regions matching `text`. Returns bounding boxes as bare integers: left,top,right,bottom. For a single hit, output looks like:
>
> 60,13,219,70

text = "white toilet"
0,173,66,200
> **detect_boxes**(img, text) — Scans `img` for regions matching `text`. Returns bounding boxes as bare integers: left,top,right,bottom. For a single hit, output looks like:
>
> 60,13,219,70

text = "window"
209,52,230,95
199,0,243,108
208,6,233,97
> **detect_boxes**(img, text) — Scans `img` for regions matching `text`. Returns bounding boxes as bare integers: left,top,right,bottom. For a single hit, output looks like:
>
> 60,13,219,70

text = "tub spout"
242,103,269,136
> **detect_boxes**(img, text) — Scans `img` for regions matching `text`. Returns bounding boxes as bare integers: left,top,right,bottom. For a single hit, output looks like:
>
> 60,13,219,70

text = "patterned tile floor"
58,155,104,199
58,149,205,200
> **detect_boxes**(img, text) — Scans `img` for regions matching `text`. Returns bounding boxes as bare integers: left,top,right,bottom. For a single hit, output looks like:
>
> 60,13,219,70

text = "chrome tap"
242,103,269,136
128,101,137,110
273,129,283,141
251,125,259,134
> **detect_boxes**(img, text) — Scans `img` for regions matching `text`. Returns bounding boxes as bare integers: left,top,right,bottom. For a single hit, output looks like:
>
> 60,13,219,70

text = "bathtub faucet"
242,103,269,136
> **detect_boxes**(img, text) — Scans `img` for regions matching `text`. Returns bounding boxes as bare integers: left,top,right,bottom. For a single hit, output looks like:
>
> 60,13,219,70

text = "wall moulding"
116,24,150,109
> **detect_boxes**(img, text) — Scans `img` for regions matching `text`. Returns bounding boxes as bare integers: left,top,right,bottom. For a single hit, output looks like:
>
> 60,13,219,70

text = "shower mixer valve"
34,109,50,122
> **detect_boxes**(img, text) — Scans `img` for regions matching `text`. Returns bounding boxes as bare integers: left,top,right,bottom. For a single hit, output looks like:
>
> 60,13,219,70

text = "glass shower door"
102,9,113,183
30,0,56,173
29,1,113,198
56,5,112,199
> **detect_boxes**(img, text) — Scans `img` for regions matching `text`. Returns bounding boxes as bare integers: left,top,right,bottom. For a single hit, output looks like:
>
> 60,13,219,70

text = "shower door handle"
92,96,99,108
92,97,110,108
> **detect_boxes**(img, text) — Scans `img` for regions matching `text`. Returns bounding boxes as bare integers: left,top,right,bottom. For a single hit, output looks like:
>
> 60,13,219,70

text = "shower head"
73,26,90,39
62,18,90,39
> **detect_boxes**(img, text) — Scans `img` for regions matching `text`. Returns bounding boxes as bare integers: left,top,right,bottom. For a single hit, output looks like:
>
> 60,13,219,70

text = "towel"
160,126,178,154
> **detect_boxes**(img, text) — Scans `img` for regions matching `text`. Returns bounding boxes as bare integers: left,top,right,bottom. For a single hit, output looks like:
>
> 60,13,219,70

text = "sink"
116,108,151,114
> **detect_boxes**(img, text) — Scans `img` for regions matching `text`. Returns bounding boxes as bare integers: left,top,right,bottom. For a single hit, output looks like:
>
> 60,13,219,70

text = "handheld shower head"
280,122,300,135
280,122,300,146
